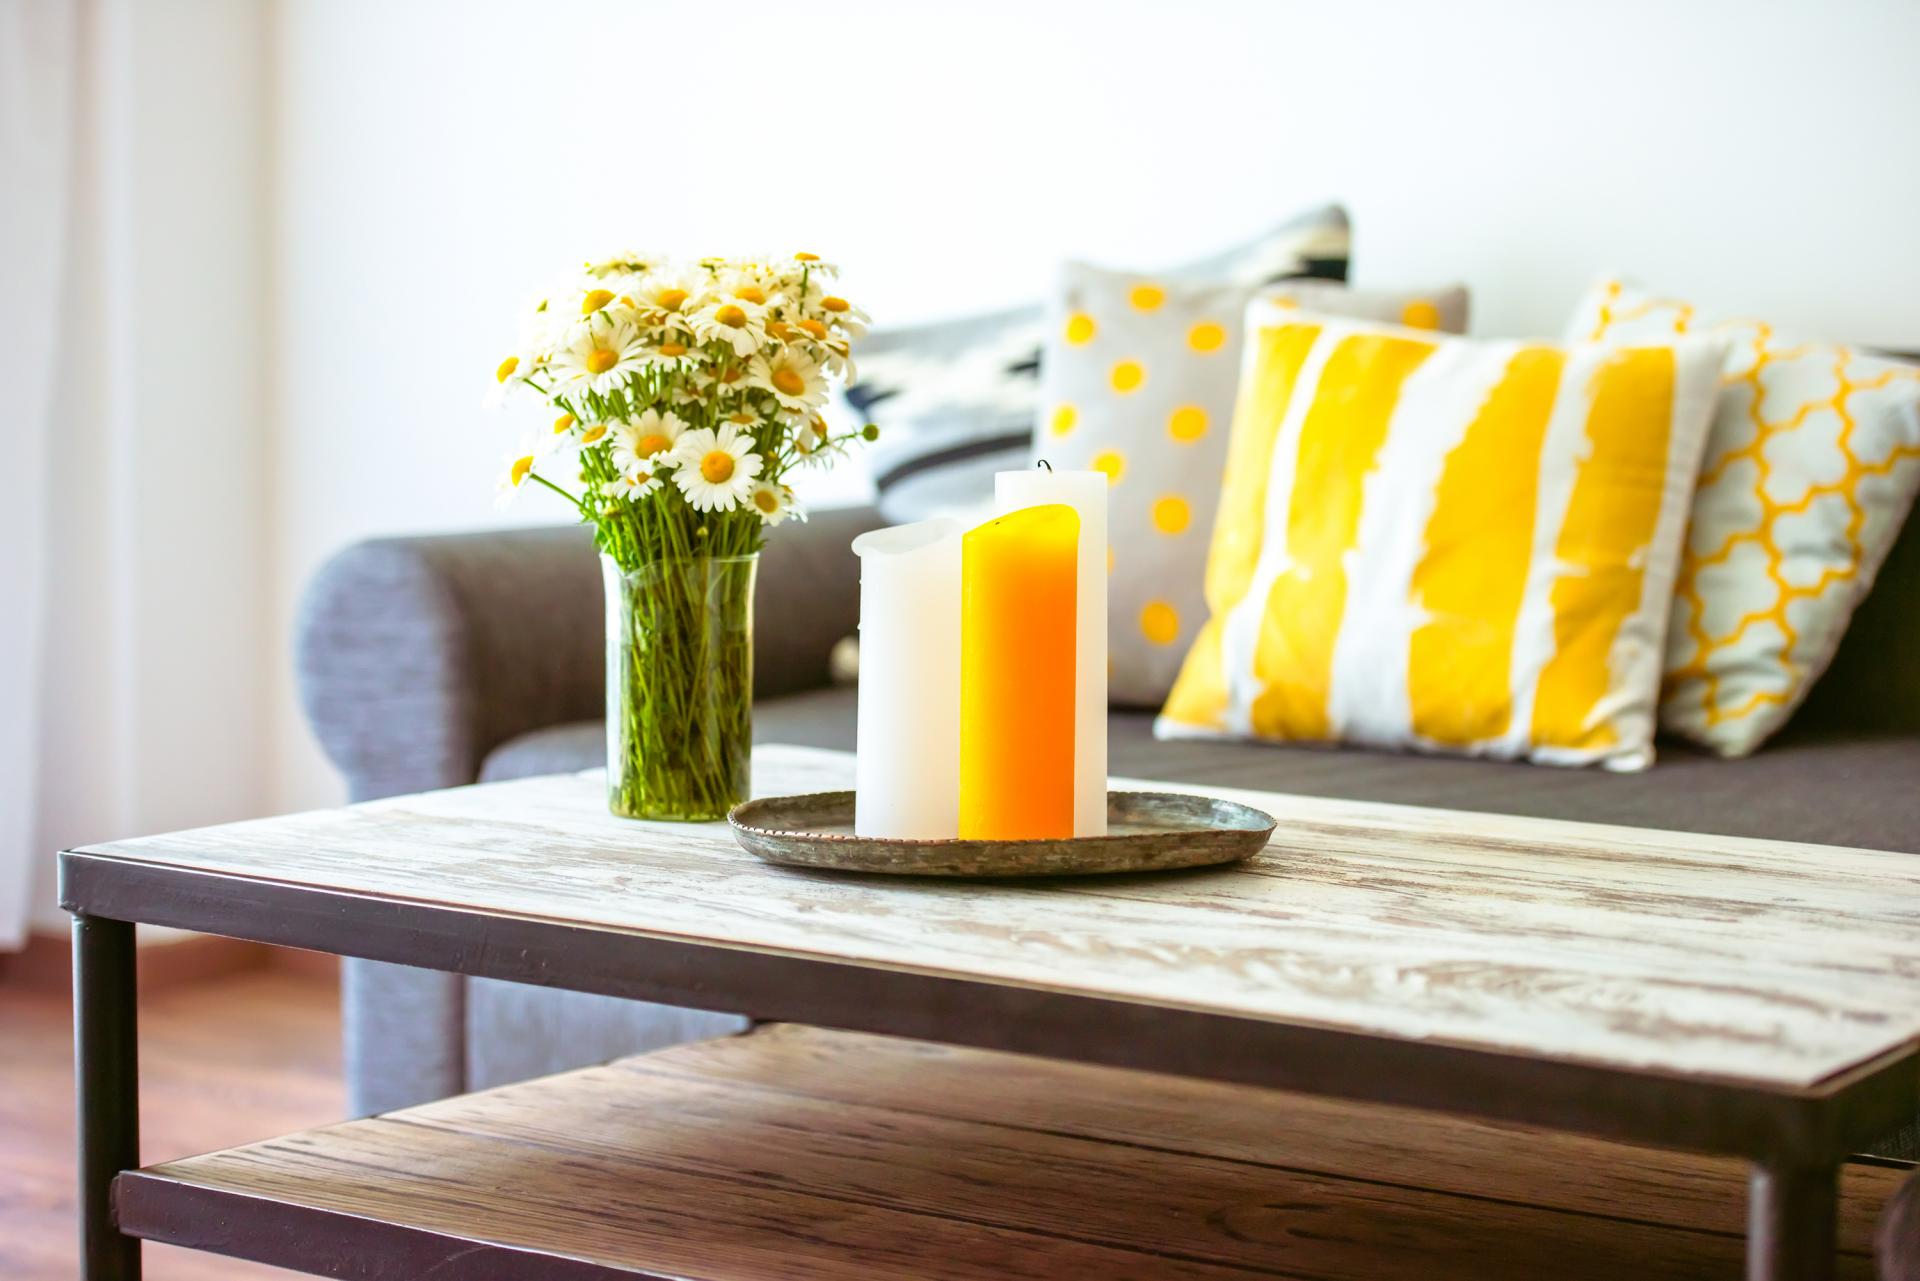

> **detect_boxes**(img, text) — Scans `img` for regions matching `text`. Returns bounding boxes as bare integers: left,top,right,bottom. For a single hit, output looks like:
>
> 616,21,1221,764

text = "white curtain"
0,0,78,949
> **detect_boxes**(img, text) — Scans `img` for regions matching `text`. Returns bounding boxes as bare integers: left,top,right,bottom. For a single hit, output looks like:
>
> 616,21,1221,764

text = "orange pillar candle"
959,503,1079,839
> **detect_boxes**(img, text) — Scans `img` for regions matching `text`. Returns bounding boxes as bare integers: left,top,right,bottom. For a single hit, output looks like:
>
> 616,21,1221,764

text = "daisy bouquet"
488,251,874,820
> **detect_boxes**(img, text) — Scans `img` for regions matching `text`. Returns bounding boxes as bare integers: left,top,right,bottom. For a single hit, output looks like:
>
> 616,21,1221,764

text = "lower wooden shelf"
115,1024,1900,1280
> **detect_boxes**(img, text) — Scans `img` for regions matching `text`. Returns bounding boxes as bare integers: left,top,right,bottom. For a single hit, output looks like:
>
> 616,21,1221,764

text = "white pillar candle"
994,469,1108,837
851,518,963,838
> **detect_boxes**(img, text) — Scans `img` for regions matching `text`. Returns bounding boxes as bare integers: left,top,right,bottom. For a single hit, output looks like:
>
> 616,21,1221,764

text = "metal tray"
726,790,1276,877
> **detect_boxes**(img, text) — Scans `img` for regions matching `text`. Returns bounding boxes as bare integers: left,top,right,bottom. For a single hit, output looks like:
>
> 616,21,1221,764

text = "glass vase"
603,553,756,821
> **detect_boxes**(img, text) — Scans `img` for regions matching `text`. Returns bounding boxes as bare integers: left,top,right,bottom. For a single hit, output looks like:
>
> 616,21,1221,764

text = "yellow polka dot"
1168,405,1208,442
1401,299,1442,330
1128,283,1166,312
1049,403,1077,436
1064,312,1096,345
1140,601,1180,646
1151,495,1191,535
1110,360,1145,394
1090,450,1125,485
1187,321,1227,353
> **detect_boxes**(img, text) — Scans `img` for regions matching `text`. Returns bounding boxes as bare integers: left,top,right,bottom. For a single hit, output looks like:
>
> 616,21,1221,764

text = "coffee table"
63,744,1920,1280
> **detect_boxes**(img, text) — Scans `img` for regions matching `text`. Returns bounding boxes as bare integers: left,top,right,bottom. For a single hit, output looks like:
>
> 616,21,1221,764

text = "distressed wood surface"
76,744,1920,1090
117,1025,1896,1281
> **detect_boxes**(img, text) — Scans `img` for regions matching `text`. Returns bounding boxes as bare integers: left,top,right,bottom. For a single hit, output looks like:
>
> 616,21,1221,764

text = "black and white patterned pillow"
845,204,1352,523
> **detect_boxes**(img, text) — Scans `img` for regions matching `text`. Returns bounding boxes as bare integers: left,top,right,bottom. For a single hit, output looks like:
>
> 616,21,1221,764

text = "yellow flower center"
715,304,748,328
580,424,608,444
771,368,806,396
810,415,829,440
656,288,689,312
657,341,688,357
585,348,618,375
700,450,736,484
509,455,534,486
754,489,780,514
794,251,820,262
636,433,671,457
798,319,828,339
720,368,743,384
553,413,576,434
495,356,520,382
735,284,766,304
581,288,614,314
729,411,756,424
765,320,792,340
821,296,850,313
618,295,636,308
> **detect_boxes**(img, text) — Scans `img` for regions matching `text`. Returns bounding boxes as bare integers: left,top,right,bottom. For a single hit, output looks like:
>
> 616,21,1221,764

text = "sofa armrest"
295,525,604,802
295,506,883,804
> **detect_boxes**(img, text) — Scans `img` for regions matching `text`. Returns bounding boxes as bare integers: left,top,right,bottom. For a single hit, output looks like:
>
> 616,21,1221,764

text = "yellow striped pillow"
1156,306,1726,770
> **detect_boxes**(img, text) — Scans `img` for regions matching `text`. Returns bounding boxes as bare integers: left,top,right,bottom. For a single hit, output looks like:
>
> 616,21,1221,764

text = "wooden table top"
71,744,1920,1098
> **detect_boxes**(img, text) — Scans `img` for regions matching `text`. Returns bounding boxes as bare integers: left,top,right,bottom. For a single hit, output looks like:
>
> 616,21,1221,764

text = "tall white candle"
994,469,1108,837
851,518,963,838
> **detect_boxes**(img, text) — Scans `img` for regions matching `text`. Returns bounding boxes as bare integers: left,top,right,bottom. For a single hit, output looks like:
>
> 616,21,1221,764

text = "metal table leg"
74,913,141,1281
1748,1160,1838,1281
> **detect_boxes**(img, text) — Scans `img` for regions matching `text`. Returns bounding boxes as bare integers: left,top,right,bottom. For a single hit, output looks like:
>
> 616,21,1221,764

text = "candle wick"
1036,459,1053,472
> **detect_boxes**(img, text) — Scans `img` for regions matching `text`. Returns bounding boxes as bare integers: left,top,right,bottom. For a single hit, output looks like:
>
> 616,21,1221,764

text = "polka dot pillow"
1037,271,1469,706
1568,278,1920,756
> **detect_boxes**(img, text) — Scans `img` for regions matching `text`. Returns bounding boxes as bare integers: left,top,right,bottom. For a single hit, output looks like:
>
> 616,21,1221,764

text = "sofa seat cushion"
481,685,1920,854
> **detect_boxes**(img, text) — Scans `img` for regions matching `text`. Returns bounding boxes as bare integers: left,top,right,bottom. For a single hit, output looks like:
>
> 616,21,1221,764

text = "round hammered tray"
727,791,1277,877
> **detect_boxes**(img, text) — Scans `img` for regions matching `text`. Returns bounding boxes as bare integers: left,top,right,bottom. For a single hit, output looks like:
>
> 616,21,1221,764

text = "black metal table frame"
63,848,1917,1281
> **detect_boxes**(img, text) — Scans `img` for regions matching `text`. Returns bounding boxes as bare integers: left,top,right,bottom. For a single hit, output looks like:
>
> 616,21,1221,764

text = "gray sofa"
297,503,1920,1153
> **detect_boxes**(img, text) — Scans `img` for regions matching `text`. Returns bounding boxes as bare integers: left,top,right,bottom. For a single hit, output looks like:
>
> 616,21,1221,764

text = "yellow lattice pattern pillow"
1569,279,1920,756
1157,306,1725,770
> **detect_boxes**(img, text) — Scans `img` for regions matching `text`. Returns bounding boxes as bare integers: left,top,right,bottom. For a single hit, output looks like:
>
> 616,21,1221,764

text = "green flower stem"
604,553,755,820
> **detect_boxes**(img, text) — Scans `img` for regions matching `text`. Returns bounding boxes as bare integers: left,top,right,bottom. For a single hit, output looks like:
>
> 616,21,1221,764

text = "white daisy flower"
695,361,757,403
689,295,768,357
783,319,856,384
485,351,531,407
632,269,701,325
747,479,799,525
611,408,687,474
816,292,869,338
670,423,763,512
550,317,648,397
605,466,664,502
749,347,828,413
586,251,664,279
787,251,839,277
555,274,632,320
494,447,542,508
638,332,701,372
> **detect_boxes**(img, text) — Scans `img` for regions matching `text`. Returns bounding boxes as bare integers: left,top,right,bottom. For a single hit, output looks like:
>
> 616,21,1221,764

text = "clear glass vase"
603,553,756,821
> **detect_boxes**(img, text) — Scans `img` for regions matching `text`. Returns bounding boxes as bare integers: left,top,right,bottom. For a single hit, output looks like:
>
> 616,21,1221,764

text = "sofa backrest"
1794,506,1920,736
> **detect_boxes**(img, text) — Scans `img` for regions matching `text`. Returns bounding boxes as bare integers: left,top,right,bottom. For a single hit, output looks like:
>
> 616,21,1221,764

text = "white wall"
237,0,1920,813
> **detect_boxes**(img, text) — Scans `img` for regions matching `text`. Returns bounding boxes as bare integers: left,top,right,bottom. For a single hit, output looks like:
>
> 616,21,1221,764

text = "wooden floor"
0,965,342,1280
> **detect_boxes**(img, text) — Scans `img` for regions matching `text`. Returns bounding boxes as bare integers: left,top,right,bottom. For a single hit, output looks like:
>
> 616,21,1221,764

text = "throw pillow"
1037,273,1469,707
1569,278,1920,756
846,204,1352,523
1157,306,1726,771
